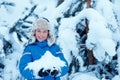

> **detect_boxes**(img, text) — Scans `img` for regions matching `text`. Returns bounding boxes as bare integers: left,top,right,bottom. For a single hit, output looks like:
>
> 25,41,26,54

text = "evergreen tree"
0,0,120,80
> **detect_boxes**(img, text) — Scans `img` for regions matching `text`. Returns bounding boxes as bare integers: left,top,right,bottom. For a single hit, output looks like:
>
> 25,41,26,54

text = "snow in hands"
25,51,66,78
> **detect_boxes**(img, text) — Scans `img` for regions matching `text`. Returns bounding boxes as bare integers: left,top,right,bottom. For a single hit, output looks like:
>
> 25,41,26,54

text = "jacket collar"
34,40,48,48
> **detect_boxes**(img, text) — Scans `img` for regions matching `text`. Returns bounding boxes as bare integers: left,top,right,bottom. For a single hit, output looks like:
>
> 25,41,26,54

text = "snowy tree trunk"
87,0,91,8
86,0,94,65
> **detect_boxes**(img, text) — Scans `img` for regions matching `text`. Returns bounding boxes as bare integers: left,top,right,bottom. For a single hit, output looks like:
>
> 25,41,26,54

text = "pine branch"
9,5,37,33
1,2,15,6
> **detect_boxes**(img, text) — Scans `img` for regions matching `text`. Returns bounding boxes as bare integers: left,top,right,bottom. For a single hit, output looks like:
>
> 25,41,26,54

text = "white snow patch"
25,51,66,78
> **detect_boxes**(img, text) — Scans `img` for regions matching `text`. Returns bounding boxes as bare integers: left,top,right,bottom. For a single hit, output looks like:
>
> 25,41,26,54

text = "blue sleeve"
54,45,69,77
59,54,69,77
19,46,35,79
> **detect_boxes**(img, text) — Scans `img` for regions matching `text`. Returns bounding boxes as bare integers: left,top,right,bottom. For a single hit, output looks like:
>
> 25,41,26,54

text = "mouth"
37,36,45,41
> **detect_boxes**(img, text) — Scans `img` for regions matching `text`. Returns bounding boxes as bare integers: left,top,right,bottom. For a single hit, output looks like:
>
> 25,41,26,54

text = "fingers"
38,67,61,77
51,69,59,76
38,68,44,77
50,67,61,77
38,68,51,77
43,69,51,76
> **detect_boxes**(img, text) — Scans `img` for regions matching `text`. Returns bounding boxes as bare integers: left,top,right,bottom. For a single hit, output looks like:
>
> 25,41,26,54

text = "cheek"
45,33,49,38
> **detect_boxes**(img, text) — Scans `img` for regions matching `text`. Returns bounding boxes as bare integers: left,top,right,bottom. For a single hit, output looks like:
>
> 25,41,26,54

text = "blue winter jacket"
19,40,68,80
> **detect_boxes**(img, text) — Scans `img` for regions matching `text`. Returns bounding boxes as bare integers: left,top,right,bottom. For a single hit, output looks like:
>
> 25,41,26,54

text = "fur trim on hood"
29,18,55,46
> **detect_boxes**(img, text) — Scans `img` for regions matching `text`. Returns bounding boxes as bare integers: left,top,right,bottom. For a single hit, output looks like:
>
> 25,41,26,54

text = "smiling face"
34,28,49,42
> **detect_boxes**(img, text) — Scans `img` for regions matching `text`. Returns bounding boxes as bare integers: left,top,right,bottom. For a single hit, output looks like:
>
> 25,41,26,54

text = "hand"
38,68,51,77
50,68,61,77
38,68,44,77
43,69,51,76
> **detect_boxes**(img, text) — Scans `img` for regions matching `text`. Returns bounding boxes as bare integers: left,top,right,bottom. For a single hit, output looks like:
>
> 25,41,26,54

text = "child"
19,18,68,80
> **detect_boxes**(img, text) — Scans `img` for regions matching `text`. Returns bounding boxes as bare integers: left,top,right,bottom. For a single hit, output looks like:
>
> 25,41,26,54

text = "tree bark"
86,0,91,8
86,0,94,65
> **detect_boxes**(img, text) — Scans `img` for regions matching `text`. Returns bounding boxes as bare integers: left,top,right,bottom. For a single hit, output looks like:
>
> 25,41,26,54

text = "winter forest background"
0,0,120,80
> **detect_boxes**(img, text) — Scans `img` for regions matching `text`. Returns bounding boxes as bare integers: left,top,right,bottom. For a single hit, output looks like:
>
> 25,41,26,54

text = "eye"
43,30,48,33
36,30,41,32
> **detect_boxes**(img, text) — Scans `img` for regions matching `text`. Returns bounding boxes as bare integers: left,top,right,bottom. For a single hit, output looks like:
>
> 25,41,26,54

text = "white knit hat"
30,18,55,46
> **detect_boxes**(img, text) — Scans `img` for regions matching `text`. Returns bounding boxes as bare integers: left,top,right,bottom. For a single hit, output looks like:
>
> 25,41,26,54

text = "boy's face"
34,28,49,42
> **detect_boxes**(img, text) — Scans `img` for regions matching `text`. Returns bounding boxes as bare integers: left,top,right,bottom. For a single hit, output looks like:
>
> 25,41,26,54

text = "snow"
0,27,10,41
25,51,66,78
57,17,79,63
69,72,99,80
99,39,116,56
4,51,22,80
73,8,117,61
117,46,120,77
112,75,120,80
0,39,3,50
95,0,120,42
95,0,118,29
0,0,32,27
57,7,117,62
1,0,120,80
